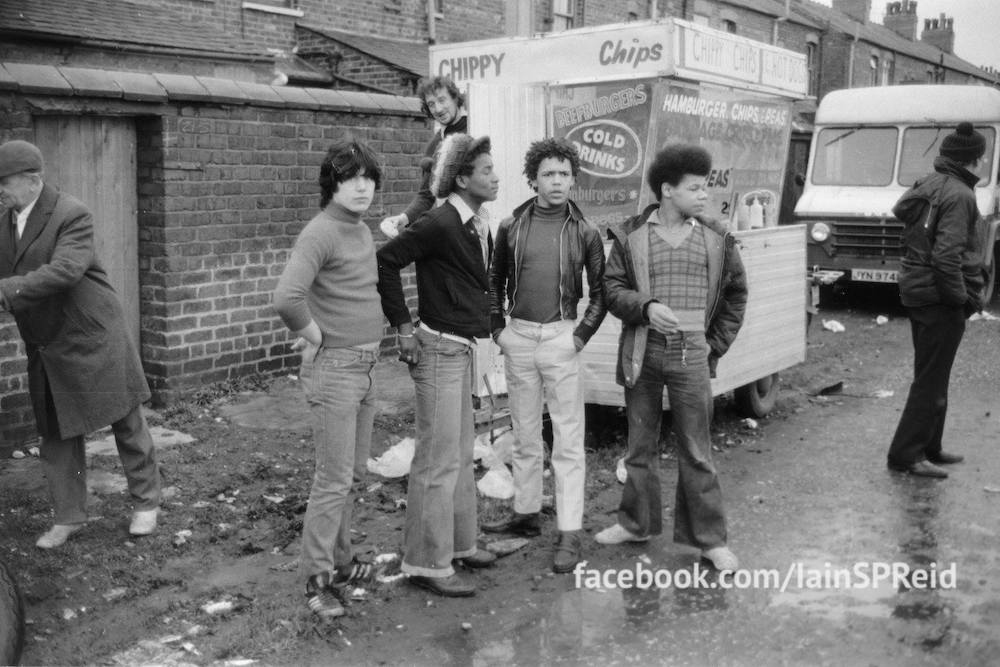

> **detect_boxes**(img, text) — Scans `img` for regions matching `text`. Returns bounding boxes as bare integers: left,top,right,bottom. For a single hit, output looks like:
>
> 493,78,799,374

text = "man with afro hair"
595,143,747,573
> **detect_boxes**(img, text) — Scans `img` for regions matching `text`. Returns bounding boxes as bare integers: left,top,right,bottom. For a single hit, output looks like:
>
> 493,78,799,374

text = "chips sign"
565,120,643,179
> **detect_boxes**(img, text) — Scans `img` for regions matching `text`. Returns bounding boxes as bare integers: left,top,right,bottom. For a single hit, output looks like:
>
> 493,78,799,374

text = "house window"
881,57,894,85
435,0,444,15
552,0,575,31
722,19,737,33
806,41,819,97
869,55,879,86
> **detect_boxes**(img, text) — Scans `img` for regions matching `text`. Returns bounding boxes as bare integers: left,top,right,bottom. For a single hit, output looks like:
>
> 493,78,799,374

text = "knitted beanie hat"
430,133,491,198
0,139,44,180
939,122,986,164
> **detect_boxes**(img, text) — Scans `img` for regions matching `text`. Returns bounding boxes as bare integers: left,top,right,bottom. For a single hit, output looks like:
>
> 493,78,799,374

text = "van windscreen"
812,127,897,186
899,126,995,186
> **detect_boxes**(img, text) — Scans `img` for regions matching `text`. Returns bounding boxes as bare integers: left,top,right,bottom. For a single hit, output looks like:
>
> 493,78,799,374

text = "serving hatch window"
812,127,898,186
899,126,995,187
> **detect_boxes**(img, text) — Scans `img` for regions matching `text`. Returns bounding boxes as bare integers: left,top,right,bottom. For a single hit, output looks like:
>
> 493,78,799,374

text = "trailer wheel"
0,557,25,666
734,372,780,417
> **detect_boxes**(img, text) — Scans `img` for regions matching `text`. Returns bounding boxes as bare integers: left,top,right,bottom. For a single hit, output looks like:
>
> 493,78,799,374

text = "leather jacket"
489,197,607,344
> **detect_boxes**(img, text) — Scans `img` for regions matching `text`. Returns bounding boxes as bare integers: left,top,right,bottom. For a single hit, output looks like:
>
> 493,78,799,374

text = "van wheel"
0,558,25,666
734,373,780,417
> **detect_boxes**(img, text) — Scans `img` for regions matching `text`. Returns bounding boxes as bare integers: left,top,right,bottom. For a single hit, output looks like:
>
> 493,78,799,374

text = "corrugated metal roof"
297,24,429,78
0,0,270,60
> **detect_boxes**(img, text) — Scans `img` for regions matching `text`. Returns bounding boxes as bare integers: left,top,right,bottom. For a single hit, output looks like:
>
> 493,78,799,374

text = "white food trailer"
430,18,808,417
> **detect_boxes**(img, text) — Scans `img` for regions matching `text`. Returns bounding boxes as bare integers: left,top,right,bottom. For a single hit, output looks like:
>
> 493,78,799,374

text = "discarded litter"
262,495,285,504
984,486,1000,494
872,389,894,398
11,450,24,459
615,457,627,484
477,466,514,499
969,310,999,321
484,537,530,557
875,315,889,325
473,429,514,468
741,418,758,429
172,530,193,547
394,498,407,510
102,587,128,602
461,622,472,631
201,600,235,615
822,319,845,333
27,446,39,457
367,437,415,478
62,608,77,621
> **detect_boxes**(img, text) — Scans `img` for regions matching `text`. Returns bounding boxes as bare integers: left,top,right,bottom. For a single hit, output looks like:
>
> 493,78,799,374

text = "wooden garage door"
32,116,140,346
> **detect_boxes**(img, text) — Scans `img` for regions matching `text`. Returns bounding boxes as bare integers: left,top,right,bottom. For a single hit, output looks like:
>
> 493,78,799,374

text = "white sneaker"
702,546,739,571
594,523,649,545
36,523,84,549
129,509,159,536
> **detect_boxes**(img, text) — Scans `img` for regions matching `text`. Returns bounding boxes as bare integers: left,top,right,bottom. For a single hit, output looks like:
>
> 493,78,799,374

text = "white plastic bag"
366,437,415,478
477,467,515,499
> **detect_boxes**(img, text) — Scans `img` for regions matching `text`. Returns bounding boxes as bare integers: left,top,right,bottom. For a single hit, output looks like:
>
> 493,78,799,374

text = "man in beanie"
0,139,161,546
377,134,499,596
886,122,989,478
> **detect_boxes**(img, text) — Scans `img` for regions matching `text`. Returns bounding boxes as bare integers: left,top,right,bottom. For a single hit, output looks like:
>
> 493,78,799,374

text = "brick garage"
0,63,430,446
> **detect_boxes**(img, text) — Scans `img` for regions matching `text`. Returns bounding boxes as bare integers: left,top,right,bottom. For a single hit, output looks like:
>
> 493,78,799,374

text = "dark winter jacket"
489,197,607,344
604,204,748,387
377,199,492,340
402,114,469,224
0,184,150,439
893,156,987,311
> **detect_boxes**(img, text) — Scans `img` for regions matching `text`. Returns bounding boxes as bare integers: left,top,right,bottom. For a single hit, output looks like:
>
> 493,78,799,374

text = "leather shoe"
409,574,475,597
482,512,541,537
455,548,496,569
888,460,948,478
552,531,582,574
928,452,964,465
36,523,84,549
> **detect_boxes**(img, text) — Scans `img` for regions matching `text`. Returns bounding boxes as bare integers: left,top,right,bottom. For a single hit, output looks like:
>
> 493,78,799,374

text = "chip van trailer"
430,18,809,417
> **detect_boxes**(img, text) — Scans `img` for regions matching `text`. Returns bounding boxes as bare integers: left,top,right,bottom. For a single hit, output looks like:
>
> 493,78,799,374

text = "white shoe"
129,509,159,536
36,523,84,549
594,523,649,545
702,546,739,571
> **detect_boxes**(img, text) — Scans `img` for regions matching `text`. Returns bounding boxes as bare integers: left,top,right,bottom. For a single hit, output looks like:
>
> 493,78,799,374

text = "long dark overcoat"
0,183,149,440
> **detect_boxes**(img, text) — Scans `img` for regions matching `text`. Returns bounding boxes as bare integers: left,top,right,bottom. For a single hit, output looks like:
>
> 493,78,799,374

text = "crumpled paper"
367,437,415,478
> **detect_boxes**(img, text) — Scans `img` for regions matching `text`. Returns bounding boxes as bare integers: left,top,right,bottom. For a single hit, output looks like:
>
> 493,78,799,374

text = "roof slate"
0,0,269,60
297,24,430,78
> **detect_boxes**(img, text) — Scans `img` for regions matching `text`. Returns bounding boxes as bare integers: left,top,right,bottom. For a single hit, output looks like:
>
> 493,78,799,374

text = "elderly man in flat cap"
377,134,499,597
0,139,161,547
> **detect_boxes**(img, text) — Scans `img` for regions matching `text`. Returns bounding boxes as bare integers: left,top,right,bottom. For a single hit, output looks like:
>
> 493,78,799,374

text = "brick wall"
0,68,430,445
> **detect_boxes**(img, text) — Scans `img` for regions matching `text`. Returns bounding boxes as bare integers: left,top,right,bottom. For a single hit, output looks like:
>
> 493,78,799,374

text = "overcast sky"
815,0,1000,70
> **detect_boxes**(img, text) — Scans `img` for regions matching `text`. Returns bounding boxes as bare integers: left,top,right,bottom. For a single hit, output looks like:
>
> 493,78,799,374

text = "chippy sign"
430,22,675,86
674,20,807,96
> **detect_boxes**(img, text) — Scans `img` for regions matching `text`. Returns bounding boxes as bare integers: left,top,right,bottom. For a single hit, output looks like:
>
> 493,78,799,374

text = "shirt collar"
647,208,697,227
435,108,468,137
15,193,40,226
446,192,489,225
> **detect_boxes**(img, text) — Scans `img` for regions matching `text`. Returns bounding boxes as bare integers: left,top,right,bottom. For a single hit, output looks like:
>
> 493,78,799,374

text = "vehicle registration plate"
851,268,898,283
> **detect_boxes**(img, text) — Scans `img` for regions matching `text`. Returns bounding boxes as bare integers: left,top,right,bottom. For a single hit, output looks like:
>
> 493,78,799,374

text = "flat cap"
0,140,44,180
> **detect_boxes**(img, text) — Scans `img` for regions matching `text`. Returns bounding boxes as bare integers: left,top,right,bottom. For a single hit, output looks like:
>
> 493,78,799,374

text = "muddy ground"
1,287,998,666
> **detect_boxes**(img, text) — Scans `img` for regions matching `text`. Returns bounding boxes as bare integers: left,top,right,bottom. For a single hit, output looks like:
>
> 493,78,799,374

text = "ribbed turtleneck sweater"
509,201,566,324
274,201,384,348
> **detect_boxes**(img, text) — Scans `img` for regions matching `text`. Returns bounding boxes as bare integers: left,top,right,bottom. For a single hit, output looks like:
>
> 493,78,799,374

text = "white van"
795,84,1000,301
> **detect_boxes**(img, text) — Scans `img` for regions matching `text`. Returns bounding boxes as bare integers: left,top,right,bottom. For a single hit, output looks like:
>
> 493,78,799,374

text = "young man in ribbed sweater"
484,138,607,573
274,140,384,619
377,134,500,597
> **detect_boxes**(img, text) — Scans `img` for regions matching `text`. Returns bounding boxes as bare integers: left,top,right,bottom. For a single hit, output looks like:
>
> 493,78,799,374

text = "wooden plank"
32,116,140,347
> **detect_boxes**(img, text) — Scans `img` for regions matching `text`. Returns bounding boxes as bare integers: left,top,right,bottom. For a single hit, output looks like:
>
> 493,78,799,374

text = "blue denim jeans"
498,318,586,531
400,327,478,578
618,330,727,550
299,346,378,579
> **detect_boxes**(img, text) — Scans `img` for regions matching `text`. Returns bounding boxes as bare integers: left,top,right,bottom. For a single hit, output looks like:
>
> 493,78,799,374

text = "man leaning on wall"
0,139,161,549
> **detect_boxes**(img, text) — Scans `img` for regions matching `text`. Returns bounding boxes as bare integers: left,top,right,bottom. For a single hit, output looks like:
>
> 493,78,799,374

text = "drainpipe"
847,23,859,87
426,0,436,44
772,0,790,44
649,0,658,20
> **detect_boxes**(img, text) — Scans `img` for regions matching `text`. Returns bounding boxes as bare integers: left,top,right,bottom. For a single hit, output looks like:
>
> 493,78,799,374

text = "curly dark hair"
647,143,712,201
416,75,465,118
318,139,382,208
523,138,580,184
